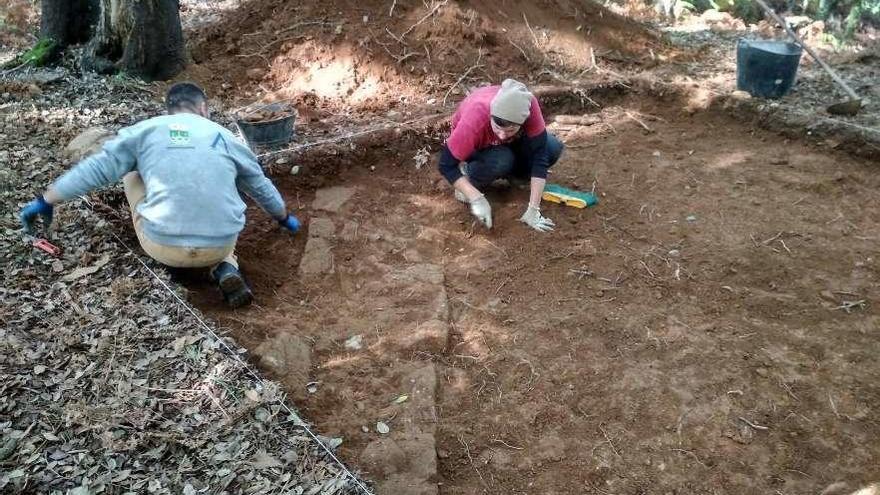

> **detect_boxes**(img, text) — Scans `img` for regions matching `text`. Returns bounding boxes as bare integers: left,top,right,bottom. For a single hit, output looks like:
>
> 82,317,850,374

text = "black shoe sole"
218,272,254,308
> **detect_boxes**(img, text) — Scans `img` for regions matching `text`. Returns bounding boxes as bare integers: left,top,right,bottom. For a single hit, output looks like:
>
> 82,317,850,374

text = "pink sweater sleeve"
523,96,546,138
446,106,487,161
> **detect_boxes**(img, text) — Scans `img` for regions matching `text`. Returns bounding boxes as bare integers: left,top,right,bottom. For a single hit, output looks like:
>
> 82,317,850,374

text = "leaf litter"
0,65,368,494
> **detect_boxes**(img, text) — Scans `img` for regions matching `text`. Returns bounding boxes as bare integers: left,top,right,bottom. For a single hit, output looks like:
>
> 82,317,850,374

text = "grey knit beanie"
490,79,532,125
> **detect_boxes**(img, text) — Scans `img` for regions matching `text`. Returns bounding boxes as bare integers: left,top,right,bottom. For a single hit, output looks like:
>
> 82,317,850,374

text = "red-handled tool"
33,239,61,257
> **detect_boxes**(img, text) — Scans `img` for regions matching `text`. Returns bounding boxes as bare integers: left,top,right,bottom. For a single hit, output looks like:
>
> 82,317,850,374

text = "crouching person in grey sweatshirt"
19,82,301,308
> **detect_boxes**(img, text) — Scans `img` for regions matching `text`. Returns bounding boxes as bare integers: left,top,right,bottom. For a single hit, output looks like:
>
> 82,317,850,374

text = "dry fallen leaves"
0,66,366,494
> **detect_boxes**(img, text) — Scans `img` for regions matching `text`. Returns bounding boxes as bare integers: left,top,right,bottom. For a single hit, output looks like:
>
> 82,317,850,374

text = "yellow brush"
542,184,598,209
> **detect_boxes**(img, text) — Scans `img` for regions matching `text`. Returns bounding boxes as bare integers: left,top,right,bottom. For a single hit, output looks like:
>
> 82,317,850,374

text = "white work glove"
520,205,555,232
469,194,493,229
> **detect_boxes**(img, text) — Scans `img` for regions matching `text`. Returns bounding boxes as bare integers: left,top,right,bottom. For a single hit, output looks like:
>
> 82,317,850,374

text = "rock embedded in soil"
312,186,356,213
299,237,334,276
308,217,335,239
361,433,438,495
255,333,311,395
340,221,359,241
344,334,363,351
398,319,448,354
397,364,438,433
375,476,437,495
360,437,407,477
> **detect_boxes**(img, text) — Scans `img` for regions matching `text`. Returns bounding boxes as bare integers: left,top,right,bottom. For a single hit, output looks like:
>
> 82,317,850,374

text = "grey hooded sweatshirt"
52,113,286,248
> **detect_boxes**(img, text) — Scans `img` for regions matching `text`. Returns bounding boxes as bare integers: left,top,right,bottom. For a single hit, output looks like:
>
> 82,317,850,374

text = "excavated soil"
189,88,880,494
187,0,667,109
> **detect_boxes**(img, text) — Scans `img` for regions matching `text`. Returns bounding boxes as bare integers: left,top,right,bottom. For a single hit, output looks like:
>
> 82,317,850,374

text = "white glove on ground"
520,205,555,232
469,194,493,229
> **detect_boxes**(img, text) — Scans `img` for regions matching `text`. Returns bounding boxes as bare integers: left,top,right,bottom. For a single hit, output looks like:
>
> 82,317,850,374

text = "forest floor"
1,0,878,494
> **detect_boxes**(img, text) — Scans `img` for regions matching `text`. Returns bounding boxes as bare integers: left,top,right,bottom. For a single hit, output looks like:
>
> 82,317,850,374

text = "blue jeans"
462,134,564,188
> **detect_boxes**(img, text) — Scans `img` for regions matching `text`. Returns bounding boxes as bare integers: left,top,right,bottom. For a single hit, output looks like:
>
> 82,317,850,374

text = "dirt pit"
189,91,879,494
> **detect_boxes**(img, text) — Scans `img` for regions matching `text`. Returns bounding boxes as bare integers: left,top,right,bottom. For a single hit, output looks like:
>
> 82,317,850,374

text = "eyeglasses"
491,115,520,129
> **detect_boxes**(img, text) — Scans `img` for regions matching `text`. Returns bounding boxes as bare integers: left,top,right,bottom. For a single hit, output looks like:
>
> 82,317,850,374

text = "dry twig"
400,0,450,38
458,435,486,486
492,438,524,450
443,49,483,105
738,417,769,431
829,392,841,418
1,59,31,75
508,38,530,62
522,12,540,45
779,239,792,254
598,424,620,457
385,27,406,45
762,232,784,245
670,448,707,468
833,300,866,312
639,260,656,278
624,111,653,132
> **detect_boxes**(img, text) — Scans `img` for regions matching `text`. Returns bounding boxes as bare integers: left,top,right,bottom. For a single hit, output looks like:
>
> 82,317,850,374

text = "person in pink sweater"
437,79,563,232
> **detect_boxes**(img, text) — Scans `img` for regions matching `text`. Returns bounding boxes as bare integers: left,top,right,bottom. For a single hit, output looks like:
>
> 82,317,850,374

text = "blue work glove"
278,214,301,234
20,196,54,234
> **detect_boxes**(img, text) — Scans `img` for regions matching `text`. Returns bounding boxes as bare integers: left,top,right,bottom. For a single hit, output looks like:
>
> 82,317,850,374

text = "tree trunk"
83,0,185,81
40,0,99,46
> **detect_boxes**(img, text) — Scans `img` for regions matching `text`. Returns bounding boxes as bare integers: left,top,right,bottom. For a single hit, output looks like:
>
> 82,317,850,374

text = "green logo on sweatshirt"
168,123,192,147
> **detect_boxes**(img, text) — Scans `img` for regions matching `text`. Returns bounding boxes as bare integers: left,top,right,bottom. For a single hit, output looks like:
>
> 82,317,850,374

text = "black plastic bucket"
235,103,295,149
736,39,803,99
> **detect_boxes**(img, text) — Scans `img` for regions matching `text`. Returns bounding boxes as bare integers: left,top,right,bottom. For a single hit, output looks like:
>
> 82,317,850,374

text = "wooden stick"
508,37,530,62
1,59,31,75
753,0,860,102
522,13,539,46
738,416,769,430
458,436,487,486
443,50,483,105
598,424,620,457
492,438,524,450
624,112,652,132
400,0,449,38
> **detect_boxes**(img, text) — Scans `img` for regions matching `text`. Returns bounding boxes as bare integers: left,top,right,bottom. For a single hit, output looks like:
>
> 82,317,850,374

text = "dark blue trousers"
462,134,564,188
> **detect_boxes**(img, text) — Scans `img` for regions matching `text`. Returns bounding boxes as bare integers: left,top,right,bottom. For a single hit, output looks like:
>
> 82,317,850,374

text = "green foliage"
820,31,844,47
677,0,698,12
659,0,879,39
21,38,57,66
817,0,880,38
2,38,58,69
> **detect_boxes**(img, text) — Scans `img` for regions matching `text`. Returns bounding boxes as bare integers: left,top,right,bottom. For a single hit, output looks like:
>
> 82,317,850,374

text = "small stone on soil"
344,334,364,351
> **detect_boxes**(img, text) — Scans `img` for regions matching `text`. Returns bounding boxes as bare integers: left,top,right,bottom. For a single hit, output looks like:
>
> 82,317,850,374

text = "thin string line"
87,202,373,495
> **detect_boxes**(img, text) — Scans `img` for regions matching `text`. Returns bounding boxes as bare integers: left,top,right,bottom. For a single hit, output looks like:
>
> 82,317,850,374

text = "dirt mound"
189,0,664,108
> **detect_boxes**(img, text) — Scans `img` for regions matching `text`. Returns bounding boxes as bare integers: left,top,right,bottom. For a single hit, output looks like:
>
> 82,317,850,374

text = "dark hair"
165,82,207,112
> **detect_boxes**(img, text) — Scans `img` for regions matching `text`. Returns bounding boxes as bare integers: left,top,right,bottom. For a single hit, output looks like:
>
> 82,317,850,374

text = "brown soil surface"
187,0,667,108
190,87,880,493
653,29,880,159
